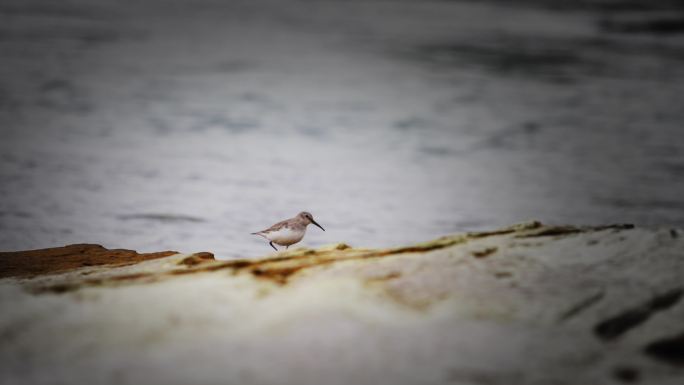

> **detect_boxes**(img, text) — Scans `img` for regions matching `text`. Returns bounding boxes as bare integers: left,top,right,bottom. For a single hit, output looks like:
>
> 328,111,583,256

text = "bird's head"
298,211,325,231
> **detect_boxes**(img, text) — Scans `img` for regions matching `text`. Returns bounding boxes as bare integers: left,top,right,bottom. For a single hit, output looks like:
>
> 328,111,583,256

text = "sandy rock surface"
1,222,683,385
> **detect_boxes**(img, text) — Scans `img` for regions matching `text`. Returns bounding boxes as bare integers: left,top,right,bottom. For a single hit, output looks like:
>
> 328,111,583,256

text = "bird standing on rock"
251,211,325,251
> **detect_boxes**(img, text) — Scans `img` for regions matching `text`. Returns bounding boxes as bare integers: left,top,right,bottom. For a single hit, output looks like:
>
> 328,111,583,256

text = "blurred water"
1,0,683,258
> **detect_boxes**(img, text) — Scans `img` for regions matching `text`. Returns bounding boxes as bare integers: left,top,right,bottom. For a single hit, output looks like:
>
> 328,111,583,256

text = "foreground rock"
1,222,683,385
0,244,178,279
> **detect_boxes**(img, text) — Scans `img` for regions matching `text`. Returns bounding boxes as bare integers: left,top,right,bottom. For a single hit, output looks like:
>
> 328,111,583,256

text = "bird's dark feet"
269,242,278,251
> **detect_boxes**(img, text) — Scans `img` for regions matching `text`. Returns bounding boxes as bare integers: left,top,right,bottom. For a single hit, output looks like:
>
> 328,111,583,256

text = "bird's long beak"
311,219,325,231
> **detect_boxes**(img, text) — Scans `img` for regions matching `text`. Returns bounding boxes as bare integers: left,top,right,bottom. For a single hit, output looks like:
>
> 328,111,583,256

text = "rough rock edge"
0,244,184,279
11,221,636,294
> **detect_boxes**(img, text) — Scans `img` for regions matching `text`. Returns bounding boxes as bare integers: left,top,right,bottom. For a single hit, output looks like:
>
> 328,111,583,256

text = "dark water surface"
1,0,683,258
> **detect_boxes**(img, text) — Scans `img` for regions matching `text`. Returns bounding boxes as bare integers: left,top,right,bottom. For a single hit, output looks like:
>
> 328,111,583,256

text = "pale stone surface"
1,222,683,385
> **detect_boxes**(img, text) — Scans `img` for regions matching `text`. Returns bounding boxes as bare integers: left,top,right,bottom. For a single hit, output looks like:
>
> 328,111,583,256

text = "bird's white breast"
264,226,305,246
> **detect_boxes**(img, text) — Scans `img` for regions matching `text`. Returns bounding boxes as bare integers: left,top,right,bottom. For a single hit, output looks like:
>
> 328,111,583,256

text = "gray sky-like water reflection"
1,0,683,258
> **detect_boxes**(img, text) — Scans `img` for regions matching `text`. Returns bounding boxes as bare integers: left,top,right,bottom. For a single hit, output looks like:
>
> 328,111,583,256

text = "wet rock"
1,222,683,385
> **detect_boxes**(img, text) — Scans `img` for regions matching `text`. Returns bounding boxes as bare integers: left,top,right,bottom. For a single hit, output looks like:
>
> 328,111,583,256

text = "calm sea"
2,0,683,258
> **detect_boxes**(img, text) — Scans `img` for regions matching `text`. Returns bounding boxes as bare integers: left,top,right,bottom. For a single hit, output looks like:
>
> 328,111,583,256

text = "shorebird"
251,211,325,251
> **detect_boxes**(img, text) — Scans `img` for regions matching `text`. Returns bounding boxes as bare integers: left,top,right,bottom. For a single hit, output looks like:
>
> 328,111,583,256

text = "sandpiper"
251,211,325,251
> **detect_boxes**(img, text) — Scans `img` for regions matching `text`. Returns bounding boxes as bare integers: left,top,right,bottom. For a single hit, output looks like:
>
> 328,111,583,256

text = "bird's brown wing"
256,219,290,234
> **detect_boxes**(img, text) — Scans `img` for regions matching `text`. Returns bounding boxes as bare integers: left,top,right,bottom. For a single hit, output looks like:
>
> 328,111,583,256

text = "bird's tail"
251,232,267,239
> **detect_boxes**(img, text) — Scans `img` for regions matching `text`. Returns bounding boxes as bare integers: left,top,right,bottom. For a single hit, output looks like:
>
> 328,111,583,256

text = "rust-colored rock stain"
0,244,178,279
365,271,402,283
178,252,215,266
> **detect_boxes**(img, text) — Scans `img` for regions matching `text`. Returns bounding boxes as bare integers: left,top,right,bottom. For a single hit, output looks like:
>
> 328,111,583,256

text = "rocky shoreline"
1,222,683,385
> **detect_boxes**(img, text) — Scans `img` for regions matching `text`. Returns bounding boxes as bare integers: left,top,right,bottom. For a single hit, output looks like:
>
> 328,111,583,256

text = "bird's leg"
286,245,289,250
269,241,278,251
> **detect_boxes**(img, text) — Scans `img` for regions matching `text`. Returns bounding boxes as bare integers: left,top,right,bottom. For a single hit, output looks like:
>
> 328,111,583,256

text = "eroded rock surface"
0,244,178,279
1,222,683,385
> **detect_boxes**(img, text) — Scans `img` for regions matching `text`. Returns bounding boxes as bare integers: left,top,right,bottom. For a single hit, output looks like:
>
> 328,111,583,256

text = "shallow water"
1,0,683,258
